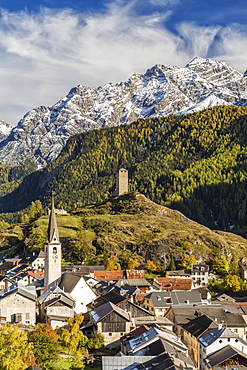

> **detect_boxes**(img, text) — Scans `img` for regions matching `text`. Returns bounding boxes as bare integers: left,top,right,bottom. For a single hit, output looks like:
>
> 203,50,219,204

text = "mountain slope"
2,105,247,237
1,57,247,167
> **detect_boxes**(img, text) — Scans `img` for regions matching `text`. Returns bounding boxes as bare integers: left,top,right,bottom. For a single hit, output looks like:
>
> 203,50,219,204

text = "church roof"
46,198,60,244
59,272,82,293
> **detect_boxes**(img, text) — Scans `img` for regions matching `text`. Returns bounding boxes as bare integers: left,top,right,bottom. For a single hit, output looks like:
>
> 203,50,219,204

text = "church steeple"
46,197,60,244
44,197,61,290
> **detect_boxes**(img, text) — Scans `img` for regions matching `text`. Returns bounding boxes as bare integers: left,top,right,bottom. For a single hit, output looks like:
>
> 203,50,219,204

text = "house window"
109,333,112,336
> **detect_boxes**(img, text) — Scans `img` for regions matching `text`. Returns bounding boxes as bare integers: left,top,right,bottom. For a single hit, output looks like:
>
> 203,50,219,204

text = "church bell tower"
44,198,61,290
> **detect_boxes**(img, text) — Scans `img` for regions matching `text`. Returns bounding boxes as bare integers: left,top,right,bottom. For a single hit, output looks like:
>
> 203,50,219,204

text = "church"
39,198,96,327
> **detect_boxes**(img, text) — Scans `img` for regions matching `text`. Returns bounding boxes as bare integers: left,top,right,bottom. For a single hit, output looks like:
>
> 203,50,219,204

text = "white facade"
0,283,36,325
69,276,97,314
199,327,247,370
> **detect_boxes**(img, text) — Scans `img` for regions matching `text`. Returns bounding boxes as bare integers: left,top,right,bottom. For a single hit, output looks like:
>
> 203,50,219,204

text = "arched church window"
53,247,57,254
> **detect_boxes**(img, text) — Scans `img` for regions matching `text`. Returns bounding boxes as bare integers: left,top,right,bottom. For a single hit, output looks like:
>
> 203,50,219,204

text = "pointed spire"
46,196,60,244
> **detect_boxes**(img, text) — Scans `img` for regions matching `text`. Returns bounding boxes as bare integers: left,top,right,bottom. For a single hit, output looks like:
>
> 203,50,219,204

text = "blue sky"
0,0,247,124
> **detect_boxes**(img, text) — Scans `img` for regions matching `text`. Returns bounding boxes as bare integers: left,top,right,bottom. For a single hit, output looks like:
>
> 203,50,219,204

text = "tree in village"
24,227,46,251
221,274,241,292
229,252,240,276
74,223,95,263
177,255,196,270
87,332,104,350
119,249,141,270
0,323,35,370
211,256,230,275
145,260,162,273
29,323,59,370
29,200,44,222
106,255,121,270
59,314,88,353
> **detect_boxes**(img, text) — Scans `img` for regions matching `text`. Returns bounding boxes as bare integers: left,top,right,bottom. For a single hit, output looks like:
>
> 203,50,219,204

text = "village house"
81,301,133,349
141,290,204,317
153,277,194,291
199,325,247,370
191,264,209,288
94,270,124,281
115,279,151,292
182,314,218,366
20,250,45,271
122,326,188,357
38,285,75,329
0,283,36,325
165,304,227,336
0,258,22,277
59,272,96,314
128,351,196,370
62,264,105,276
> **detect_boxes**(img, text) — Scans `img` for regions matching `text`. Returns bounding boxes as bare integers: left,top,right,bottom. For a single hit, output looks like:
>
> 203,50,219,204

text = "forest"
1,105,247,236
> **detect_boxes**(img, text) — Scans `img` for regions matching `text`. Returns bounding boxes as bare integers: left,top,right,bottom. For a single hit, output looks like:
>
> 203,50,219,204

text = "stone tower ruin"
114,168,128,196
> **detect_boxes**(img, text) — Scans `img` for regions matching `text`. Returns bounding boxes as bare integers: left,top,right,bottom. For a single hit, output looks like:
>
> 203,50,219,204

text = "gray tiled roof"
90,301,131,323
59,272,81,293
182,314,218,337
146,290,202,308
199,327,239,347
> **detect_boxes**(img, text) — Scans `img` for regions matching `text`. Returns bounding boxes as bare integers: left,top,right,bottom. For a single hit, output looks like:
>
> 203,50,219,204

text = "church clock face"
52,254,58,262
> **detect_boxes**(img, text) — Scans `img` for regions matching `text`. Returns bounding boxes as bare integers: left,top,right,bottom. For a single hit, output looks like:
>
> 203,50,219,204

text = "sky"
0,0,247,125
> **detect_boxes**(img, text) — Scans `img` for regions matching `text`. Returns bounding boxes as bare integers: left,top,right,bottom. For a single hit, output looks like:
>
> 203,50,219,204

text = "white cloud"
177,22,221,59
0,1,247,125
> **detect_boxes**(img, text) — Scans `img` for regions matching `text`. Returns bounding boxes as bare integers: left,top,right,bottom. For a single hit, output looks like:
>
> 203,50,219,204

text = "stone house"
20,250,45,271
0,283,36,325
182,314,218,366
191,264,209,288
38,285,75,329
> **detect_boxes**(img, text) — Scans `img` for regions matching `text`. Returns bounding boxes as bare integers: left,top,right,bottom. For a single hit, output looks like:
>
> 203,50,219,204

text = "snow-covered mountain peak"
0,119,13,143
1,57,247,167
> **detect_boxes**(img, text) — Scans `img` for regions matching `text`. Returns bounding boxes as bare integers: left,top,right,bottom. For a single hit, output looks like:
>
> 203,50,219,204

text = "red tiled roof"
28,271,44,277
94,270,124,281
154,277,193,291
126,270,145,279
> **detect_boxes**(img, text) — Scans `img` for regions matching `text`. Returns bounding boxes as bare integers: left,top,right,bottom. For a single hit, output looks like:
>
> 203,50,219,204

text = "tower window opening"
53,247,57,254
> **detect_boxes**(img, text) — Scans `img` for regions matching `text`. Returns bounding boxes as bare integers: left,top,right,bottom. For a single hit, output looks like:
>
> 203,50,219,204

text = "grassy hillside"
2,106,247,236
29,192,247,268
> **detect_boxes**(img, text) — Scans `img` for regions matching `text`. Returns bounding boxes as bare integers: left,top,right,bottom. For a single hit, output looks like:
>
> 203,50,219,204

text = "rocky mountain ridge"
0,119,13,143
1,57,247,167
